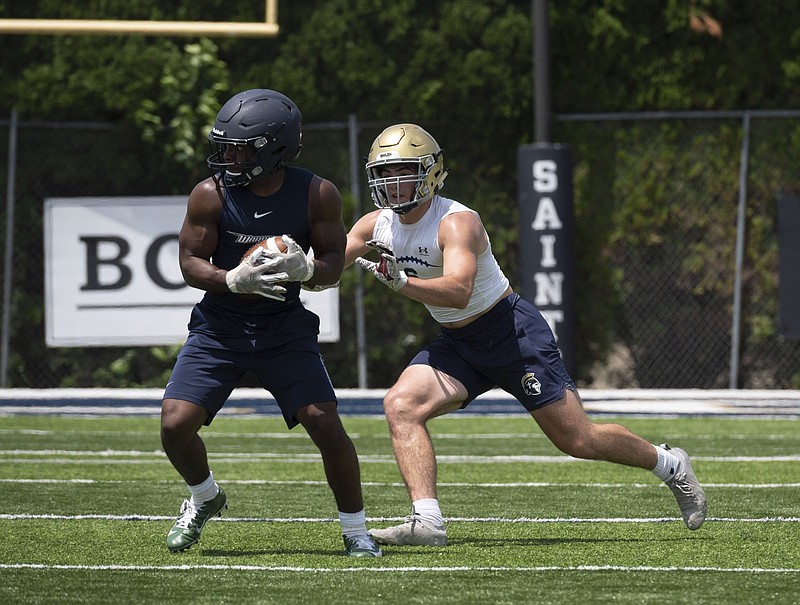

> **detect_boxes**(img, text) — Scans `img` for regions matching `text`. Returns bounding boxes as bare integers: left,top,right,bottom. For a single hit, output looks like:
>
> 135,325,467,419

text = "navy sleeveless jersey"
201,166,314,316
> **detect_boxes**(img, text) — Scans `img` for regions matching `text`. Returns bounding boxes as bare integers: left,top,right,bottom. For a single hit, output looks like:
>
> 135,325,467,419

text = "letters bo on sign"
44,197,339,346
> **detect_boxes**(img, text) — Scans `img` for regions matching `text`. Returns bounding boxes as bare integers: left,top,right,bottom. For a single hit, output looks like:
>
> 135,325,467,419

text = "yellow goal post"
0,0,278,37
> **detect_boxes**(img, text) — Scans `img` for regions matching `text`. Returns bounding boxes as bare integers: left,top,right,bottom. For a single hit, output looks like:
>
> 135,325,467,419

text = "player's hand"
355,239,408,291
226,248,289,300
258,235,315,283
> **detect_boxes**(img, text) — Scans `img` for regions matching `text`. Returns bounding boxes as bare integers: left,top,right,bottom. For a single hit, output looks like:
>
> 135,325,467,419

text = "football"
241,236,288,262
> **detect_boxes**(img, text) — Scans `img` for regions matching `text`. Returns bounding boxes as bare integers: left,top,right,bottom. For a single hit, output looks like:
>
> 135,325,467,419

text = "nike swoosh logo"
254,211,274,219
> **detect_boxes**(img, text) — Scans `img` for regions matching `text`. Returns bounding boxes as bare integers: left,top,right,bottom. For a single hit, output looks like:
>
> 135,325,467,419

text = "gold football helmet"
365,124,449,214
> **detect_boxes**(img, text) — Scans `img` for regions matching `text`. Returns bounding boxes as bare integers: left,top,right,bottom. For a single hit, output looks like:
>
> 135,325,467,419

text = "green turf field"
0,412,798,604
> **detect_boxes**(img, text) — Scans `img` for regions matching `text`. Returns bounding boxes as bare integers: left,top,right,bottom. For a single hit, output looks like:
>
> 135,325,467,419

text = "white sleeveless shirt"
372,195,510,324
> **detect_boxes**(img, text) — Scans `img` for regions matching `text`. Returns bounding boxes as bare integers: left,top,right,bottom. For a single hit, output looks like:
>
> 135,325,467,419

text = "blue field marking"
1,388,799,417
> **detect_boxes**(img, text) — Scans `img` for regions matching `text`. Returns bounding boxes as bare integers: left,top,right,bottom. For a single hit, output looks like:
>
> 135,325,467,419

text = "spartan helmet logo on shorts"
521,372,542,396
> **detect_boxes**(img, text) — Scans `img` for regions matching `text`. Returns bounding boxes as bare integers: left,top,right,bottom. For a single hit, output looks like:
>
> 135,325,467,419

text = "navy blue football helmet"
207,89,303,186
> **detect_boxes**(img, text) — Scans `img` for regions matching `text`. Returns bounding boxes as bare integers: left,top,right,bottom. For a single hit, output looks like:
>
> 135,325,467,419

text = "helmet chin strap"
211,171,225,200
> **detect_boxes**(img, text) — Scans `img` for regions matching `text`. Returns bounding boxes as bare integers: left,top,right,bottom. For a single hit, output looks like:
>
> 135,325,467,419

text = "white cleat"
370,514,448,546
662,444,707,530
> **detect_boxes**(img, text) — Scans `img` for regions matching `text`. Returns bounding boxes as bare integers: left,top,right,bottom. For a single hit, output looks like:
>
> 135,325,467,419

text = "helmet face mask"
212,139,263,182
366,124,448,214
207,89,302,187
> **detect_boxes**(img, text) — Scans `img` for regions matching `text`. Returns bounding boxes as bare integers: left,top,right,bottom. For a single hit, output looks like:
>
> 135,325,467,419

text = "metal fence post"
348,113,368,388
729,111,751,389
1,107,18,387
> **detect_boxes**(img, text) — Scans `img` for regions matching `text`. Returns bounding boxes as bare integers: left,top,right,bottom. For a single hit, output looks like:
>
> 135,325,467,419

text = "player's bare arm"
345,210,381,267
304,176,347,287
400,212,486,309
178,178,227,292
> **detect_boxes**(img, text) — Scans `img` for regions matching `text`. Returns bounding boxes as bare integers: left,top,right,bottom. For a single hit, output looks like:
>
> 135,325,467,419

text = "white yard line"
0,562,798,574
2,478,799,489
3,449,800,463
1,513,798,523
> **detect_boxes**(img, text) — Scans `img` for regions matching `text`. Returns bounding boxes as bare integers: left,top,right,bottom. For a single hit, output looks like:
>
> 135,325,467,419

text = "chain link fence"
1,111,799,389
558,111,800,389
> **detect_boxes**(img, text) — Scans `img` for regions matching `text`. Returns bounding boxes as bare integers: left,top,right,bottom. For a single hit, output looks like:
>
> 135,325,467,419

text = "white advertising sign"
44,197,339,346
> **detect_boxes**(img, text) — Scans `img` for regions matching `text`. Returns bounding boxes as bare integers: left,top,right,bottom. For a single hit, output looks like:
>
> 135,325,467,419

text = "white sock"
339,509,367,537
651,445,681,482
412,498,444,527
188,472,219,505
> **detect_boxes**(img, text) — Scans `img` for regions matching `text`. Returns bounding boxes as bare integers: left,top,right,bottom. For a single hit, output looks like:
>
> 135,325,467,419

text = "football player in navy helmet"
161,90,381,558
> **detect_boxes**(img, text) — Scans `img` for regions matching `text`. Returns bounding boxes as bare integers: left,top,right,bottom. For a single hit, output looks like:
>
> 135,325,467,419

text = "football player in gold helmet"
344,124,706,547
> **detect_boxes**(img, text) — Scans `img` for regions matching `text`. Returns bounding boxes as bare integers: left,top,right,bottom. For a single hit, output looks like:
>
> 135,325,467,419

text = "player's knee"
298,403,348,443
160,418,186,448
307,411,341,437
383,388,425,425
382,387,401,415
160,399,204,446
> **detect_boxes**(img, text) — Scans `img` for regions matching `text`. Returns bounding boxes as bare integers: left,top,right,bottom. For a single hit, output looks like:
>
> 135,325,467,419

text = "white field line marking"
0,563,798,573
0,459,168,465
2,478,799,489
0,449,167,456
3,450,800,463
2,428,798,441
1,514,798,523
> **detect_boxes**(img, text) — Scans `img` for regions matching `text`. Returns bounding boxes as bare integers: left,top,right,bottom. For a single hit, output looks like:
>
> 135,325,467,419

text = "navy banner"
517,144,576,375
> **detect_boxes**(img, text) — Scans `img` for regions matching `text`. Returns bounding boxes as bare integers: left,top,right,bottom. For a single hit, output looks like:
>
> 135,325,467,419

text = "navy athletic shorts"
163,299,336,428
409,293,575,411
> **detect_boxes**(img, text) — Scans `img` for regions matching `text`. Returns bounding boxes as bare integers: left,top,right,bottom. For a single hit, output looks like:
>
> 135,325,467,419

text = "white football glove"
257,234,315,283
355,239,408,291
226,248,289,301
